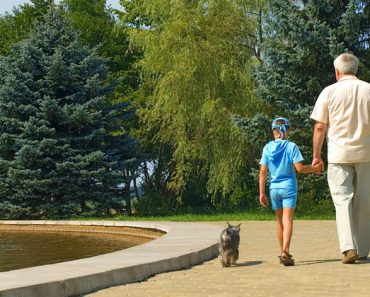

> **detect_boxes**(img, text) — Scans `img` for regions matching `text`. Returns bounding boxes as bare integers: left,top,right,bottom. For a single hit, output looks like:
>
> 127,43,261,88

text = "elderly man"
311,53,370,264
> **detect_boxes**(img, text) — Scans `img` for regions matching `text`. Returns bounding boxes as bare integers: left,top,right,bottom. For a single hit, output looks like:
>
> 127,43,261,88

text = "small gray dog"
219,222,241,267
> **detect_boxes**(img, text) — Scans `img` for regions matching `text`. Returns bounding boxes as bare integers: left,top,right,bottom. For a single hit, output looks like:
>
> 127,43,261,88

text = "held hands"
312,161,324,173
312,157,325,174
259,193,269,208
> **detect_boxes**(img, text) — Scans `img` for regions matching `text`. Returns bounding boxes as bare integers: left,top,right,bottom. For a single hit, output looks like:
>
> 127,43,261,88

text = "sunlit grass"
74,210,335,222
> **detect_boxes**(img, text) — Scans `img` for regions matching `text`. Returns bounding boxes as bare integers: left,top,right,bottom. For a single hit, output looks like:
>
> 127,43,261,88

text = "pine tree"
0,9,133,218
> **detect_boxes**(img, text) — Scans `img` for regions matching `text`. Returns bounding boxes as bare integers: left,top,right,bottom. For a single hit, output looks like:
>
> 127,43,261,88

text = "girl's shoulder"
285,141,302,154
286,140,298,147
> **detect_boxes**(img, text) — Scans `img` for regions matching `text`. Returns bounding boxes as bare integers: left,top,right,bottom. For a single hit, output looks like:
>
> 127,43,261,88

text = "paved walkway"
86,221,370,297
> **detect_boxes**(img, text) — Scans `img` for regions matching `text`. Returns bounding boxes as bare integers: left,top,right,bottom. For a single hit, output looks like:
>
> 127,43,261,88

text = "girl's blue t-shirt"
259,140,304,190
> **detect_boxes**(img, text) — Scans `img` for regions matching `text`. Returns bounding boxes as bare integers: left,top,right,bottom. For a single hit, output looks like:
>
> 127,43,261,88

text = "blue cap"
271,117,290,139
271,117,290,130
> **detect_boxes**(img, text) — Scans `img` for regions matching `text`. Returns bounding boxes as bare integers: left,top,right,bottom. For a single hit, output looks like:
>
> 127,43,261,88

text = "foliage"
61,0,144,206
255,0,370,113
252,0,370,205
0,0,141,95
0,10,133,218
0,0,368,218
133,185,179,216
61,0,140,84
0,0,54,56
123,0,263,206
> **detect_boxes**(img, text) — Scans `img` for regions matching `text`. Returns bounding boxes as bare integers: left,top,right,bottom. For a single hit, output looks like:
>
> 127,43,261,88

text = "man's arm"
312,121,327,170
259,165,269,207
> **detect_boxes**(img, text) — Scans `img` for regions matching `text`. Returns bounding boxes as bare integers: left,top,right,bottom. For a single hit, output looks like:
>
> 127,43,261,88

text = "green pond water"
0,231,141,272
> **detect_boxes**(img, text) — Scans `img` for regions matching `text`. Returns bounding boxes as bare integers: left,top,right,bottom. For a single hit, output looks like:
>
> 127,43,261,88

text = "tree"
61,1,144,212
123,0,262,208
1,0,141,95
255,0,370,113
253,0,370,211
0,0,54,56
0,9,133,219
61,0,135,75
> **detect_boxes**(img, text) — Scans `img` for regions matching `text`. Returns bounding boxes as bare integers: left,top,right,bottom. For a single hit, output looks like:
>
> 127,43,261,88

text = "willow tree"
124,0,262,208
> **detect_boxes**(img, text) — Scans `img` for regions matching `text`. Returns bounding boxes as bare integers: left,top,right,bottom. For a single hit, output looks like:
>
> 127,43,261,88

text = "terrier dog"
219,222,241,267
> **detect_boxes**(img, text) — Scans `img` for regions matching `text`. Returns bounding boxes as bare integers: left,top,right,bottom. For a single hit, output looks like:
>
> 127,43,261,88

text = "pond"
0,225,163,272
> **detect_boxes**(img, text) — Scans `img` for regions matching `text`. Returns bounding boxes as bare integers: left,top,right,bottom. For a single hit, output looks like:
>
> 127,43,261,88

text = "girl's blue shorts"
270,188,297,210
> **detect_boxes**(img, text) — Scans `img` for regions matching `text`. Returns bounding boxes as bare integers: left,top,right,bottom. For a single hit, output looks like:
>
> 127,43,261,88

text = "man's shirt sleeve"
311,86,329,124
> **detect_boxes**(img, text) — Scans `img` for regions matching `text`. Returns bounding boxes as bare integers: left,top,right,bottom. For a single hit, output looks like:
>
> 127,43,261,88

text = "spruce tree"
61,0,144,212
255,0,370,123
253,0,370,210
0,9,132,218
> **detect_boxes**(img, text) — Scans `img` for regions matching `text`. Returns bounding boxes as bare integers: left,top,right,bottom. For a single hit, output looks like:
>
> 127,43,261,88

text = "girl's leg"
275,208,284,252
282,207,295,253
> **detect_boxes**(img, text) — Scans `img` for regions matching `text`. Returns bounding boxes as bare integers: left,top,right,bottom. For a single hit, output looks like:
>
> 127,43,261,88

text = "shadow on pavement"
295,258,341,266
235,260,263,267
296,258,370,266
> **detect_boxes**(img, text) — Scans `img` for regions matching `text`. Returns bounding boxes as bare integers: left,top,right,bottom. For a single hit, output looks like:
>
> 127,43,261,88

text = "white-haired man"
311,53,370,264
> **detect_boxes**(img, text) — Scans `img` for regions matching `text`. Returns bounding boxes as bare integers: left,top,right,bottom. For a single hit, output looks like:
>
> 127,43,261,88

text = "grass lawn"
76,210,335,222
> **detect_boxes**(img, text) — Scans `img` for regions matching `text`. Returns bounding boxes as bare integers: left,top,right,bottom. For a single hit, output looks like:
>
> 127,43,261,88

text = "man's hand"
311,157,324,171
312,157,324,173
312,161,324,173
259,193,269,208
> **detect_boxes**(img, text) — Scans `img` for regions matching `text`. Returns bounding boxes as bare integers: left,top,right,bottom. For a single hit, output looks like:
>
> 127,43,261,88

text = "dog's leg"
225,251,232,267
232,249,239,265
225,258,231,267
221,252,228,267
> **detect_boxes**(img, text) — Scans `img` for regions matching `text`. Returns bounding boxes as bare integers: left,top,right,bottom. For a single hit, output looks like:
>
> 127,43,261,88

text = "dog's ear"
227,222,231,227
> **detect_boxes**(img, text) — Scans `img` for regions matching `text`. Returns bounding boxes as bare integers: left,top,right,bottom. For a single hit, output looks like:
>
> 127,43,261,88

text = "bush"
0,202,32,219
133,187,179,216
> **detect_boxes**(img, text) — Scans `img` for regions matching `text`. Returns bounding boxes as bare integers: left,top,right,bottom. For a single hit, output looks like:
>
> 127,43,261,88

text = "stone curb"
0,221,222,297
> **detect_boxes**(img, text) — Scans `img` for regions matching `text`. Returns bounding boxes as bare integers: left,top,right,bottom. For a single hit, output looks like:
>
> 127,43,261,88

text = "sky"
0,0,122,15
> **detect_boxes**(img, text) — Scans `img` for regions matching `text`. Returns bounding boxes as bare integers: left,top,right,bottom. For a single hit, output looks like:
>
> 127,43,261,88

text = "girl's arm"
294,162,323,174
259,165,269,208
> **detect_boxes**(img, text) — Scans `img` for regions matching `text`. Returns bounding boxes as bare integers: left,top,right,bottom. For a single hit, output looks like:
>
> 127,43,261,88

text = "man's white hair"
333,53,359,75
